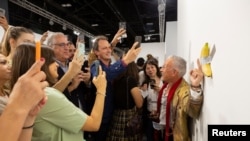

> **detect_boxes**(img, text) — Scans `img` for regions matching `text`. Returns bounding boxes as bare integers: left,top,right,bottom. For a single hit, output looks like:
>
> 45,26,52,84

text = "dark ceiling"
8,0,177,49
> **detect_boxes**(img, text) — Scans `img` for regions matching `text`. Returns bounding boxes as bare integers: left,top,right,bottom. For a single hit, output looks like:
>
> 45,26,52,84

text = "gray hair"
47,32,66,47
169,55,186,77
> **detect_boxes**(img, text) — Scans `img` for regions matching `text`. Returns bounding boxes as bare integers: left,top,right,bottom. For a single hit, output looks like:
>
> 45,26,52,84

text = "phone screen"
77,42,85,57
119,22,127,38
135,36,142,48
0,8,5,17
149,79,156,89
78,33,85,43
93,60,100,77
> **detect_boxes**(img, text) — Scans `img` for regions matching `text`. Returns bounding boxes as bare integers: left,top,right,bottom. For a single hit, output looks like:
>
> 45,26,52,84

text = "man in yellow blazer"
156,55,203,141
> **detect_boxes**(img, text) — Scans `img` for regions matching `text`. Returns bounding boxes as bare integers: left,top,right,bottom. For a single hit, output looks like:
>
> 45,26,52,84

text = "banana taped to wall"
200,42,216,77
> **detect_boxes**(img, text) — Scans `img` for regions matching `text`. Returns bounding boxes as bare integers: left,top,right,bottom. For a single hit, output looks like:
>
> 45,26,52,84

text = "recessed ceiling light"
61,3,72,7
146,22,154,26
49,19,54,25
73,31,80,36
91,24,99,27
62,25,67,30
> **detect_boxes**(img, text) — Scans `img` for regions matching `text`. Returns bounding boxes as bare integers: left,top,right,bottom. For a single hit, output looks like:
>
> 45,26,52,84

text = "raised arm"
82,66,107,131
52,49,84,92
0,60,48,141
110,28,126,49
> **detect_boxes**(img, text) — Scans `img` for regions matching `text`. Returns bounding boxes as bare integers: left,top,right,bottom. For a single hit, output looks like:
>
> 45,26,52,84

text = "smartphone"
119,22,127,38
93,60,100,77
135,36,142,49
78,33,85,43
77,42,85,57
83,61,88,73
149,79,156,89
0,8,5,18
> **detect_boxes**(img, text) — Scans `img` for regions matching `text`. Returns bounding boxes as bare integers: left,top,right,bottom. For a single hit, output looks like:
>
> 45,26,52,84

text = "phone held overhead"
0,8,5,18
77,33,85,57
135,36,142,49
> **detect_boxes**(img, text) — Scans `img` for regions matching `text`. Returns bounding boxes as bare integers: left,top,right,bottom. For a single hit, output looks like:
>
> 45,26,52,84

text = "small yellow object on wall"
200,42,216,77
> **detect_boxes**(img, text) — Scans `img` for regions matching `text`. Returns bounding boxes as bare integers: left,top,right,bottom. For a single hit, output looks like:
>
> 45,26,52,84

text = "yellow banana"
200,42,212,77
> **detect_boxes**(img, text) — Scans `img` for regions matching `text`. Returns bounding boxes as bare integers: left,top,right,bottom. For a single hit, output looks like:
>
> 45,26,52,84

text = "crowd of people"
0,13,204,141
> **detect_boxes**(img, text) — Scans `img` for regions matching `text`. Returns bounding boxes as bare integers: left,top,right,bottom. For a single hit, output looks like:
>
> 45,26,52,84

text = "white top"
141,80,164,130
158,86,202,128
141,81,163,112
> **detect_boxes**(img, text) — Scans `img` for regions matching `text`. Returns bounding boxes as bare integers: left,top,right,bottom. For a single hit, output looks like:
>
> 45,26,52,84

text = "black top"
113,76,138,109
57,61,92,114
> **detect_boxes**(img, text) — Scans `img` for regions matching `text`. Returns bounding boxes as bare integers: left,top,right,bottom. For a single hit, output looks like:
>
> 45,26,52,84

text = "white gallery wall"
137,42,165,66
178,0,250,141
165,21,177,58
136,21,177,67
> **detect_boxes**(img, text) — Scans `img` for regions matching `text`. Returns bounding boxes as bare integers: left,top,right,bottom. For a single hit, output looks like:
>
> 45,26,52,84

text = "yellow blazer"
170,79,203,141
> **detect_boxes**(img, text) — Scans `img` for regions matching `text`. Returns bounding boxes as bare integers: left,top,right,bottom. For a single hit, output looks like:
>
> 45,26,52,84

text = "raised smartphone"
0,8,5,18
77,33,85,57
77,43,85,57
78,33,85,43
149,79,156,89
83,61,88,73
135,36,142,49
119,22,127,38
93,60,100,77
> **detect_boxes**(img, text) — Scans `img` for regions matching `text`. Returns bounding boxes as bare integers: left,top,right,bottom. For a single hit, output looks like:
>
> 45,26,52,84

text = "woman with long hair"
141,57,164,141
10,43,107,141
106,62,144,141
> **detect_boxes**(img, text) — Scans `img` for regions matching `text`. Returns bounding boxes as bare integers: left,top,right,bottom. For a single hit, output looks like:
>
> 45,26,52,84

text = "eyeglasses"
53,42,70,48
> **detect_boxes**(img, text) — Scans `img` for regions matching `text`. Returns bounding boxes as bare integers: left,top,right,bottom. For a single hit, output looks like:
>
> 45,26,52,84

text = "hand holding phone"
119,22,127,38
135,36,142,49
149,79,156,89
83,61,89,73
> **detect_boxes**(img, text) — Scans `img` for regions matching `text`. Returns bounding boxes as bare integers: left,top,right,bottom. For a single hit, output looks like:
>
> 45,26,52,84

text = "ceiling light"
146,22,154,26
144,35,151,41
91,24,99,27
61,3,72,7
49,19,54,25
62,25,67,30
73,31,80,36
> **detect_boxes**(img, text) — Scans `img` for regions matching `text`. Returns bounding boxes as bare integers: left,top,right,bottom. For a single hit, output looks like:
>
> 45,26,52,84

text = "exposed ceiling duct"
158,0,166,42
8,0,176,46
9,0,94,38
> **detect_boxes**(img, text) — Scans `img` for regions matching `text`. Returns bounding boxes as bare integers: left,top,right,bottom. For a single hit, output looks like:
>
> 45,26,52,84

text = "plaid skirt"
106,107,143,141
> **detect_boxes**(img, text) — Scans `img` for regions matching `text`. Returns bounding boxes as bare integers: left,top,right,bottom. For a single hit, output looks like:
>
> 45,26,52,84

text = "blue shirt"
90,59,127,123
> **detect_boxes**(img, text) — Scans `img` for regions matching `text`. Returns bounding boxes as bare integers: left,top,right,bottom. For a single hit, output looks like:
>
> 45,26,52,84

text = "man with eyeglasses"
47,32,91,113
